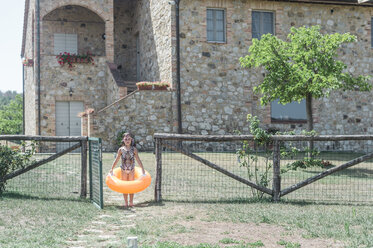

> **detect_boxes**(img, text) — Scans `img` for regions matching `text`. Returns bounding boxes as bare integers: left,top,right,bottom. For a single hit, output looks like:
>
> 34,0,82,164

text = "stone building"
21,0,372,151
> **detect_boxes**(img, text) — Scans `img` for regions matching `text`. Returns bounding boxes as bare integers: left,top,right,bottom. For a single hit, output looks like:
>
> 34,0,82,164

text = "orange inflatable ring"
105,167,151,194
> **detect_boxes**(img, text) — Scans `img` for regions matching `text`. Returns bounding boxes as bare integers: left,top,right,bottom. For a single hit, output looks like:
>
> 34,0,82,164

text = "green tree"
0,95,23,134
0,90,19,109
240,25,371,133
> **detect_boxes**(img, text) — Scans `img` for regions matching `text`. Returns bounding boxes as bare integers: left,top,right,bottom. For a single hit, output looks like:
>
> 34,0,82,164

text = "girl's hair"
121,132,136,147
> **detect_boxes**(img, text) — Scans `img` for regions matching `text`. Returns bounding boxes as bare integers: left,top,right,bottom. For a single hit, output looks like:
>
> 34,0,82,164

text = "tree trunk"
306,93,314,158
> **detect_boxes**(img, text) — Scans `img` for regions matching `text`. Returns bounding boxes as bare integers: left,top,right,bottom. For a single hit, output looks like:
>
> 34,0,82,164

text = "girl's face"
123,135,132,146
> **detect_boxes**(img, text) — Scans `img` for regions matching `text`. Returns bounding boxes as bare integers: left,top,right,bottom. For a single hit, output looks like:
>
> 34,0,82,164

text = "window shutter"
54,33,78,55
65,34,78,54
54,34,66,55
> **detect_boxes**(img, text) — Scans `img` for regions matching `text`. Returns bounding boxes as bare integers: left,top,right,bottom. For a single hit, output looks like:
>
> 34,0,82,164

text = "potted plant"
22,58,33,67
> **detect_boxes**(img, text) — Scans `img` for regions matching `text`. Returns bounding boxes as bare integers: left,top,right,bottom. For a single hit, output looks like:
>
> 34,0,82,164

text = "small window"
54,33,78,55
271,99,307,122
252,11,274,40
207,9,226,43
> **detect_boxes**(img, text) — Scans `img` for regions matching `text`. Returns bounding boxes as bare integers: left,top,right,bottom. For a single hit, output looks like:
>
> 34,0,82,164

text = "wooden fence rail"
154,133,373,141
154,133,373,203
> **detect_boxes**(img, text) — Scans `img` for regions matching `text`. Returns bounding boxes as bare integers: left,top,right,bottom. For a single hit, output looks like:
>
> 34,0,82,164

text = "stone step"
98,215,112,218
91,221,107,225
66,240,87,244
85,229,104,233
97,234,117,239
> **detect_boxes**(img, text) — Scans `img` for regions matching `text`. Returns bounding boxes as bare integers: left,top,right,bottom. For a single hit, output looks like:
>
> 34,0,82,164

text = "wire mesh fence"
0,137,87,199
280,140,373,203
155,134,373,204
161,140,264,202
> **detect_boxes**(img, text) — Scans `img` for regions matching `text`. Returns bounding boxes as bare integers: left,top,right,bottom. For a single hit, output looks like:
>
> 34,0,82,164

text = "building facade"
22,0,373,151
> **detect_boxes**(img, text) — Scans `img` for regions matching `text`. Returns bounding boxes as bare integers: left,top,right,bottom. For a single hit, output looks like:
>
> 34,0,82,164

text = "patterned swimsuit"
120,146,135,171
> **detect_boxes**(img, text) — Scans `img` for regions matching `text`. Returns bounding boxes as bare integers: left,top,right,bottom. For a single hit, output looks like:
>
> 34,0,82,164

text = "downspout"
175,0,182,134
36,0,41,135
22,65,25,135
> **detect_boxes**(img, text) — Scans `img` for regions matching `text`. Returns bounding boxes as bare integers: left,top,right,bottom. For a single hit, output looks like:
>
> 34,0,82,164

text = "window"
252,11,274,39
271,99,307,122
54,33,78,55
207,9,226,42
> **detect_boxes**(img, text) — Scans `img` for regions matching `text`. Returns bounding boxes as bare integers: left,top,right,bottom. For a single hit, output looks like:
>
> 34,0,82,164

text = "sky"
0,2,25,93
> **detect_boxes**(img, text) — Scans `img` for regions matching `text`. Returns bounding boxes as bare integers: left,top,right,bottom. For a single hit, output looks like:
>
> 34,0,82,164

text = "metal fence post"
272,140,281,202
154,138,162,202
88,139,92,201
80,139,88,198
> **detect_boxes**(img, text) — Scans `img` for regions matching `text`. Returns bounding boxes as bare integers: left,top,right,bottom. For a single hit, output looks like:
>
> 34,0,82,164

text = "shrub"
0,143,35,196
116,130,126,148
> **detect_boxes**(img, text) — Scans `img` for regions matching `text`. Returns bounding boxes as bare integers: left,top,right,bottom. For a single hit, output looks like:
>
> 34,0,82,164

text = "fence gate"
89,137,103,209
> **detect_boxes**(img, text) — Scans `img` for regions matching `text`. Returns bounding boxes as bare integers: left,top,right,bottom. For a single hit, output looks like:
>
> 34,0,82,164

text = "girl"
110,133,146,208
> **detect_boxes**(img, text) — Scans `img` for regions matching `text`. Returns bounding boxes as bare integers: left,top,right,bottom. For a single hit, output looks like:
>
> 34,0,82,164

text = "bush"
0,143,35,196
116,130,127,148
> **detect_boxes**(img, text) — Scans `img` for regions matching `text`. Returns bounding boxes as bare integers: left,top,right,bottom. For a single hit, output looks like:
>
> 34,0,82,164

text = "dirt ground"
164,220,345,247
66,183,346,248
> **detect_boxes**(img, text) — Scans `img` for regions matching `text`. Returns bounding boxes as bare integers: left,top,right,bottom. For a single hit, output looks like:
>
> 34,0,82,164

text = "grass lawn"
0,193,100,248
0,151,372,247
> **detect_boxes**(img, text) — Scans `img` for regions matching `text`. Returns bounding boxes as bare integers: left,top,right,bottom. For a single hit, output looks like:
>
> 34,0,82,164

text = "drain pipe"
176,0,182,134
22,64,25,134
36,0,41,135
170,0,182,134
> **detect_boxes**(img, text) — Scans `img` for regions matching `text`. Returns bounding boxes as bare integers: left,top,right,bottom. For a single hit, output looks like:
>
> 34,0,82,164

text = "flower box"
56,52,94,68
136,81,170,91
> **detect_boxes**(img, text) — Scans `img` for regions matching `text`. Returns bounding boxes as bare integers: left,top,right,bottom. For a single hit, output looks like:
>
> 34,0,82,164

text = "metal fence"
154,134,373,204
89,137,103,209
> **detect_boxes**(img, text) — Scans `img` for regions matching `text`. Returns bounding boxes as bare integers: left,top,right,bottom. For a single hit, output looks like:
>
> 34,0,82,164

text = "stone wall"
42,5,105,56
134,0,173,83
24,66,37,136
38,56,108,136
106,65,122,106
92,90,174,151
23,0,37,136
113,0,173,83
114,0,137,81
179,0,373,137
